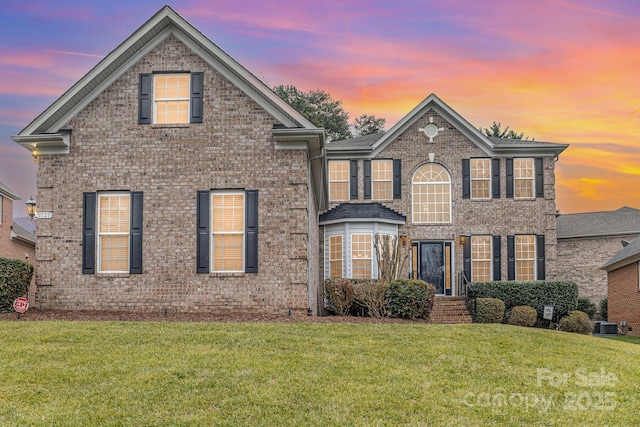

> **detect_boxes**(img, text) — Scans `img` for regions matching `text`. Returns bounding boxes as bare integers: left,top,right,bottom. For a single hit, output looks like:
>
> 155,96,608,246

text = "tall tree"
353,114,386,137
273,85,352,141
480,122,533,140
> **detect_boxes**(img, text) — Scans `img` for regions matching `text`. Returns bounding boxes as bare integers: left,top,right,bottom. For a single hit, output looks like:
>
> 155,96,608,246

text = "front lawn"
1,321,638,426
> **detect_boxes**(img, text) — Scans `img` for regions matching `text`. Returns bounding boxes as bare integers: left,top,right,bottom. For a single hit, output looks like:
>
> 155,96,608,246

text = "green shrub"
468,280,578,322
599,298,608,321
506,306,537,327
0,257,34,313
473,298,505,323
353,280,389,318
324,278,355,315
558,310,593,335
576,297,597,320
385,279,435,320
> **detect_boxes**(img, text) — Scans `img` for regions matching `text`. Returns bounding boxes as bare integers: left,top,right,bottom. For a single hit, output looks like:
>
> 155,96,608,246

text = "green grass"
1,322,638,426
609,335,640,345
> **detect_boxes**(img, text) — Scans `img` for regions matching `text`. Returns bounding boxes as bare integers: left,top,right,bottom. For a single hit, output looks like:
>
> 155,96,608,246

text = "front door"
419,241,453,295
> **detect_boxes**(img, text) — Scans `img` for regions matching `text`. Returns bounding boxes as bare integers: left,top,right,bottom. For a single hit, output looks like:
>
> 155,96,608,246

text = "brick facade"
607,262,640,336
33,35,317,315
320,109,563,295
557,236,637,304
0,196,36,262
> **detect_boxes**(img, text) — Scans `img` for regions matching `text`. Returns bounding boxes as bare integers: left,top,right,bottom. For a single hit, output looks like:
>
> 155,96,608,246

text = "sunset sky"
1,0,639,216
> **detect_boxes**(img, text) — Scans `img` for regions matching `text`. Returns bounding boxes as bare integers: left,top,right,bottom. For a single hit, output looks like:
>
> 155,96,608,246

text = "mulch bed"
0,309,424,324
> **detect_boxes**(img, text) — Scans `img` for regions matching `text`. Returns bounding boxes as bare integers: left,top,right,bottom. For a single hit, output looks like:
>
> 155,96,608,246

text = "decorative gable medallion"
419,116,444,142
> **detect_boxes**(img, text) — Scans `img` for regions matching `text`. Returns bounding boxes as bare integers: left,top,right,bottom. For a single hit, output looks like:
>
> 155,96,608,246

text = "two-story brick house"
321,95,568,297
13,6,568,316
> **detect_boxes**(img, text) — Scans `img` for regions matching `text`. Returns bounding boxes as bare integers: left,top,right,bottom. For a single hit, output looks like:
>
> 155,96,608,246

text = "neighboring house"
12,6,569,315
556,207,640,304
601,236,640,336
0,180,37,296
321,98,568,298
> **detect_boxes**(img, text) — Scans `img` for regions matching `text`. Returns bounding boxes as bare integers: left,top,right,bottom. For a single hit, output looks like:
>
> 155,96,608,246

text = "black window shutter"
393,159,402,199
492,235,501,280
535,157,544,198
536,234,546,280
82,192,96,274
130,191,143,274
491,158,501,199
363,160,371,200
138,73,152,124
506,158,514,198
507,235,515,280
196,190,210,273
245,190,259,273
190,72,203,123
349,160,358,200
463,236,471,283
462,159,470,199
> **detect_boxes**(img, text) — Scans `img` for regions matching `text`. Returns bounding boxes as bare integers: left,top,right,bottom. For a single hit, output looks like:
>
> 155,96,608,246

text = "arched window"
412,164,452,223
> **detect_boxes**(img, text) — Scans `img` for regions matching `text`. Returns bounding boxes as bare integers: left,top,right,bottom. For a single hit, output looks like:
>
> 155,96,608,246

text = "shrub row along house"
12,6,568,315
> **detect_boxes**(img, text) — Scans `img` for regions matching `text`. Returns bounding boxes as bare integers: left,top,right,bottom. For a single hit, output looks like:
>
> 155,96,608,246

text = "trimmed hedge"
577,297,597,320
0,257,34,312
473,298,505,323
324,278,435,320
468,280,578,322
506,305,538,327
385,279,436,320
559,310,593,335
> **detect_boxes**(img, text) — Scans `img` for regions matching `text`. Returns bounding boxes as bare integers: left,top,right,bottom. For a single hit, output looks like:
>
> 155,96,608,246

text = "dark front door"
419,241,452,295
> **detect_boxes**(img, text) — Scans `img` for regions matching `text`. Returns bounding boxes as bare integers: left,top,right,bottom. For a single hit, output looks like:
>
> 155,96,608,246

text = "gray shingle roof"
326,133,384,149
557,207,640,239
601,235,640,270
319,203,406,224
11,218,36,246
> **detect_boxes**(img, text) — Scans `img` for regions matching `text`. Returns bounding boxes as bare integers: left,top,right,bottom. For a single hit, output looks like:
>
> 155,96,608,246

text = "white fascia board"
319,218,406,226
11,133,70,155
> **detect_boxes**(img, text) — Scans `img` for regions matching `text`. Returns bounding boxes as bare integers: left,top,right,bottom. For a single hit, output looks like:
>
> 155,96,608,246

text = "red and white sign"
13,297,29,313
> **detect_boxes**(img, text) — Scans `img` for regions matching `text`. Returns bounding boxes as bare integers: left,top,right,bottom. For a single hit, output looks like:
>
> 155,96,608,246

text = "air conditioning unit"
593,321,618,336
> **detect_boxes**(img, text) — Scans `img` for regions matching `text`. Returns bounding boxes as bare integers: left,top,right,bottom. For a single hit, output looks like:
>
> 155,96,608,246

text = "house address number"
36,212,53,219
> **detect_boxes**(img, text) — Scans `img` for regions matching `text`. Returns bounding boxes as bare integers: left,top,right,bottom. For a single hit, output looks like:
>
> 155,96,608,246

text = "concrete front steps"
429,296,473,324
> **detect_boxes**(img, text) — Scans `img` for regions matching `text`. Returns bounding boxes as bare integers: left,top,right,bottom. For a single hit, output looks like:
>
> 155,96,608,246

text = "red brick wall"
608,262,640,336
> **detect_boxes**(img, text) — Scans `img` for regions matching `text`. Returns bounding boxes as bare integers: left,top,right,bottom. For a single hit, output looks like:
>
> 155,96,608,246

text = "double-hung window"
471,236,492,282
372,160,393,200
515,235,536,280
154,74,190,124
329,161,350,202
138,72,203,125
211,192,245,272
196,189,258,274
470,159,491,199
351,233,372,279
82,191,143,275
513,158,535,198
329,235,343,278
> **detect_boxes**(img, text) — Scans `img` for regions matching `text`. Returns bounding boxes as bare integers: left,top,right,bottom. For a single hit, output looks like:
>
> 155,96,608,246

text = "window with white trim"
211,192,245,272
514,158,535,199
471,159,491,199
329,235,343,278
412,163,451,223
471,236,492,282
98,193,130,273
372,160,393,200
154,74,190,124
351,233,372,279
329,160,350,202
515,235,536,280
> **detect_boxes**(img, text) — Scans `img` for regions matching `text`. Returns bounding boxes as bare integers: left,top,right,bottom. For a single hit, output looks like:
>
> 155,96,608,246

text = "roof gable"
327,94,568,158
15,6,316,138
601,235,640,271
